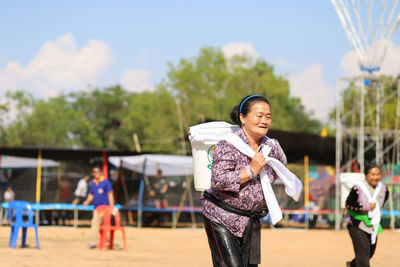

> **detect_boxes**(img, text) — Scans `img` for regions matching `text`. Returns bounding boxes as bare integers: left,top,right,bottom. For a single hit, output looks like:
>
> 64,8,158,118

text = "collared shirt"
202,128,287,237
74,178,88,197
89,176,113,208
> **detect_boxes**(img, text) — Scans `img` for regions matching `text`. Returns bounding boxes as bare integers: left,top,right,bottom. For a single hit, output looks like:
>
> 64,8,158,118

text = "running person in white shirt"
72,175,90,205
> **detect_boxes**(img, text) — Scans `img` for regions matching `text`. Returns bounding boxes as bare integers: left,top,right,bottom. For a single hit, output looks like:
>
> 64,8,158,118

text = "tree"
0,46,322,153
1,91,93,147
165,47,320,133
69,85,132,149
0,86,133,148
118,86,182,153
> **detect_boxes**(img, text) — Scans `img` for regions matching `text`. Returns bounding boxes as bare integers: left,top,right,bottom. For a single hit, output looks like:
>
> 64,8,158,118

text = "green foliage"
0,46,322,153
120,87,182,153
329,75,398,130
69,86,132,148
166,47,320,132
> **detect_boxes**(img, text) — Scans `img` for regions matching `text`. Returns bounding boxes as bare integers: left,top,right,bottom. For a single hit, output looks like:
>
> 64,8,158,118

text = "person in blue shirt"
83,165,114,248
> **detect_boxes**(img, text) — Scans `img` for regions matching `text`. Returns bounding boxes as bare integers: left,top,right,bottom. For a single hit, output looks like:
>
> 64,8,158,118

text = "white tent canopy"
109,154,193,177
0,155,58,168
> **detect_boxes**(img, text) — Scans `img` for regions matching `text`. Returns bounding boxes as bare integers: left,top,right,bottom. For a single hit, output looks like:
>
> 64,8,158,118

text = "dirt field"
0,226,399,267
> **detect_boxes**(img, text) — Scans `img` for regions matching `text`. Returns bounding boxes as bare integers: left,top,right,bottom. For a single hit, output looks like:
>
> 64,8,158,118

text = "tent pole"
55,161,62,202
35,149,42,225
187,178,196,228
304,155,309,230
389,184,395,230
175,99,196,227
175,175,197,228
102,150,109,179
115,161,121,201
0,154,2,225
173,176,192,229
335,78,343,231
137,158,147,228
119,160,134,225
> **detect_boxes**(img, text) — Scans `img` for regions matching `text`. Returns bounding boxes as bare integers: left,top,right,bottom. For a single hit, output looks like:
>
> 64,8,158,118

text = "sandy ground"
0,226,399,267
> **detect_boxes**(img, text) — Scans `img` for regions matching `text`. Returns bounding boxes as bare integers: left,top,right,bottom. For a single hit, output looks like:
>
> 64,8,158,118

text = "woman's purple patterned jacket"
202,128,287,237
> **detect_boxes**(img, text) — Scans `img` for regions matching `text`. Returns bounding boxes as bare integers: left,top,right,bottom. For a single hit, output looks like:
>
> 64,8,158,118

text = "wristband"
245,165,255,180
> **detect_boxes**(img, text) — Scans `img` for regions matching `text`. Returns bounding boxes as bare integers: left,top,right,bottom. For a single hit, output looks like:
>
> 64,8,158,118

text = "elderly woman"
345,163,389,267
202,95,287,267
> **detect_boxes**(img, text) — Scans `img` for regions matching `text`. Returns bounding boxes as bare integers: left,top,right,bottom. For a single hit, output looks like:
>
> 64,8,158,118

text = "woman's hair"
364,162,380,175
230,95,270,127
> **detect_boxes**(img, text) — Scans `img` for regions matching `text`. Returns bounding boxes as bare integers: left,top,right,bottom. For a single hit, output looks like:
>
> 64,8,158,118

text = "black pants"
203,215,257,267
348,225,377,267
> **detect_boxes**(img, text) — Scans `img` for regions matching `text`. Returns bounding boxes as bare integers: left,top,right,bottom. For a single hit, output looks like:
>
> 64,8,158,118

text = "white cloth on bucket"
191,129,302,225
344,178,382,244
189,121,239,143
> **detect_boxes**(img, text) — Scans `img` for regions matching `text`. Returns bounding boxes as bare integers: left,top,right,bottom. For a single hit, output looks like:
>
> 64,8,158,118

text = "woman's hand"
369,202,376,210
249,152,267,176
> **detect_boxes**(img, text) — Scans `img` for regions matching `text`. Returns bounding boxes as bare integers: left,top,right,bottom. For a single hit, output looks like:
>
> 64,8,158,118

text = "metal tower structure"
332,0,400,230
331,0,400,72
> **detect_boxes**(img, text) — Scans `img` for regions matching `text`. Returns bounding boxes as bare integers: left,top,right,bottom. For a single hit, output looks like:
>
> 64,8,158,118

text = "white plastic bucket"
189,122,239,191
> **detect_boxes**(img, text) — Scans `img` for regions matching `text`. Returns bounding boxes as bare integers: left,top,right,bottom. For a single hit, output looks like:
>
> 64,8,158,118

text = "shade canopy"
0,147,137,161
109,154,193,177
0,155,58,169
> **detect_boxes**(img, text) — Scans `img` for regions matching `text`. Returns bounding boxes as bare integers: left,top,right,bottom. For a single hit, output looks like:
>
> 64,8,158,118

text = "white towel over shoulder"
192,131,303,225
344,178,382,244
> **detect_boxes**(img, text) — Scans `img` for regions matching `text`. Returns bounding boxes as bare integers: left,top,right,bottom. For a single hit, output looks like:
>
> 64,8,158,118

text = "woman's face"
240,101,271,141
366,167,381,187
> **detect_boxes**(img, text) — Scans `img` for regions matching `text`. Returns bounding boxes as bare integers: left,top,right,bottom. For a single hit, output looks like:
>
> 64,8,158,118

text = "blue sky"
1,1,400,121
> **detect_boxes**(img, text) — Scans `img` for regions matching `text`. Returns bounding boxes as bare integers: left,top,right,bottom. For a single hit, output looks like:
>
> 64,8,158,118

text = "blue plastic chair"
8,201,39,249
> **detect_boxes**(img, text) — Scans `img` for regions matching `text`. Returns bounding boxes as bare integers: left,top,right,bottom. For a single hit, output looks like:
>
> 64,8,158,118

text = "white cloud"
221,42,258,59
221,42,258,70
274,57,299,71
120,69,152,93
341,40,400,76
289,64,335,121
340,49,359,76
0,34,115,98
381,41,400,75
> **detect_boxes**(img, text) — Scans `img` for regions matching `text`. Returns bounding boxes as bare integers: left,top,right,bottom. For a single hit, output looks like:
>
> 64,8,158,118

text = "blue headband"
239,95,262,113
